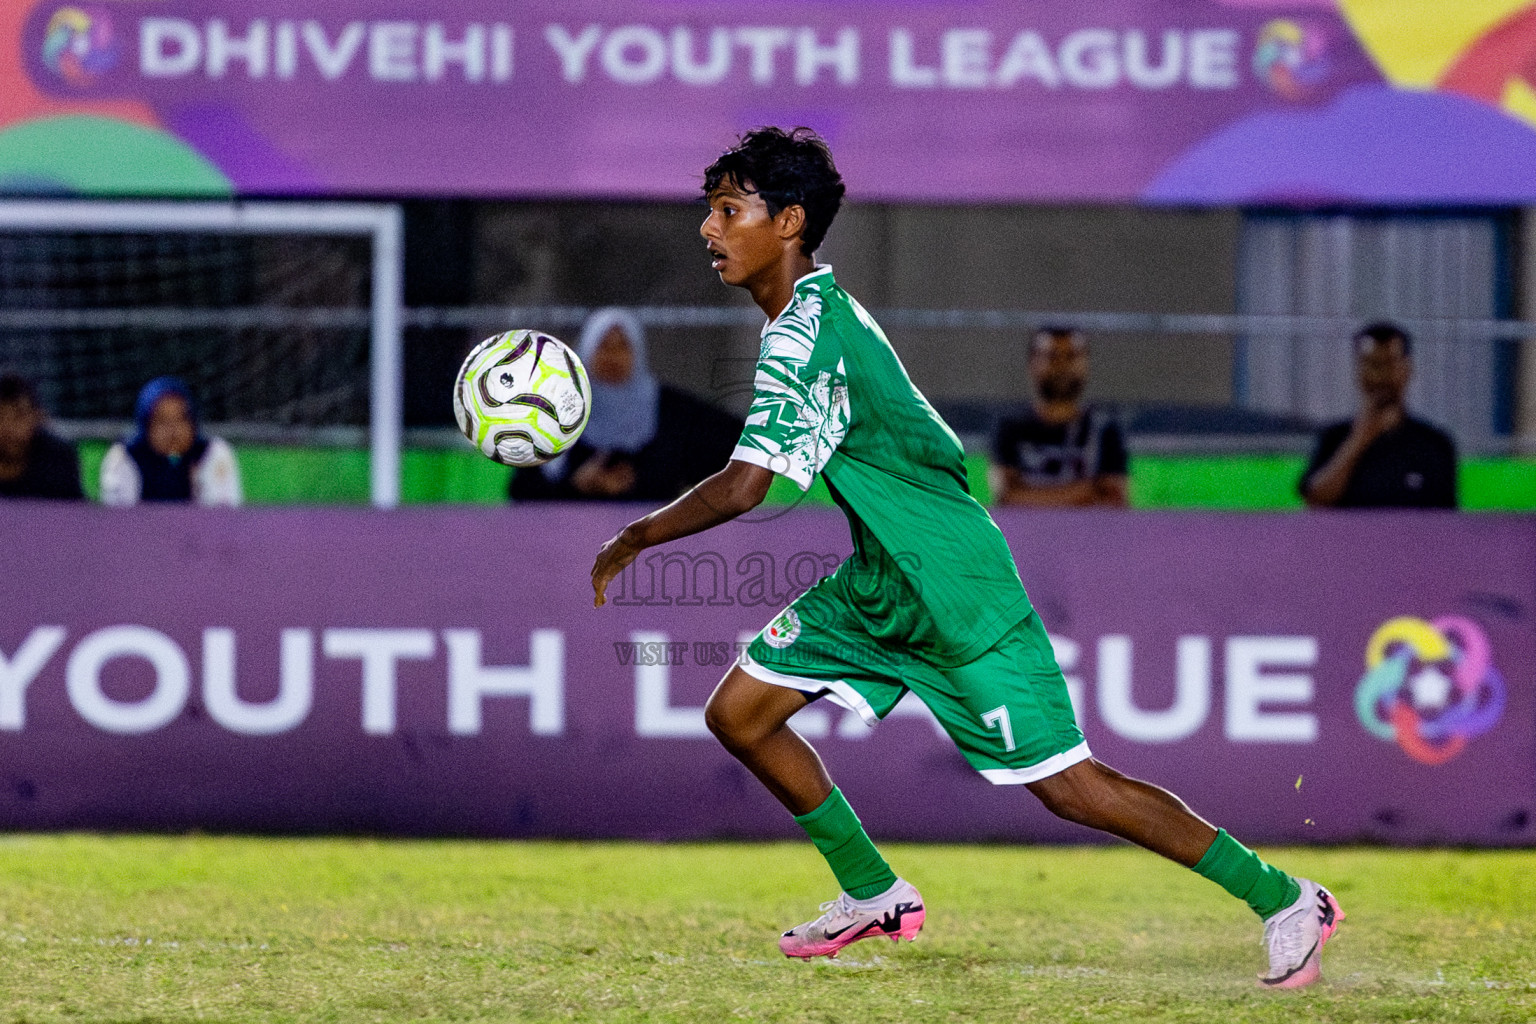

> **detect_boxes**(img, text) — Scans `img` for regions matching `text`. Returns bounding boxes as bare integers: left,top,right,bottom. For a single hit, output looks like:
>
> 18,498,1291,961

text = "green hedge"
78,441,508,505
75,441,1536,511
1129,455,1536,511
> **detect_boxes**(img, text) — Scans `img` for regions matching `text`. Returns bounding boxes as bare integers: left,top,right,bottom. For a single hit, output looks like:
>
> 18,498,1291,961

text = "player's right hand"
591,529,642,608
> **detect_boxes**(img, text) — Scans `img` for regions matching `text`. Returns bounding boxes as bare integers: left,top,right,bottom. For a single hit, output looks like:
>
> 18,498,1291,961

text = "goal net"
0,201,403,506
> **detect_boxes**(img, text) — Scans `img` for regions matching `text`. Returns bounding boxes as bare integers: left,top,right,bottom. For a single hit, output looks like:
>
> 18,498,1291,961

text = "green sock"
793,787,898,901
1192,829,1302,919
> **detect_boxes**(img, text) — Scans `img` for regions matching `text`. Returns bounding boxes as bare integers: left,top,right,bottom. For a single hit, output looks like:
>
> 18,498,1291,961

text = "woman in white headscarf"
509,308,739,502
567,308,659,496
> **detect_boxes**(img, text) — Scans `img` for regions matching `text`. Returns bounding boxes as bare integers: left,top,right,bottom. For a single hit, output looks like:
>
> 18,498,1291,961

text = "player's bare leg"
1029,758,1343,987
704,667,830,815
705,667,925,958
1026,758,1217,866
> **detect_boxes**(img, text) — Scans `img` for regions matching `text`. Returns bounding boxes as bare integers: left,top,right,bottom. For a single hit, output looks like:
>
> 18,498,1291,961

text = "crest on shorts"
763,607,801,649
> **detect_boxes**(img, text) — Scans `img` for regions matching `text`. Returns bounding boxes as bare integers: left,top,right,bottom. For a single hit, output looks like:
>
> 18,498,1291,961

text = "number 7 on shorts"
982,705,1016,752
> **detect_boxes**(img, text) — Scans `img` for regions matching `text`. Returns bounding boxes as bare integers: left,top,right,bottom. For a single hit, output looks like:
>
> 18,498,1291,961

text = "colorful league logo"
1355,616,1506,766
763,607,801,649
42,6,120,85
1253,19,1331,100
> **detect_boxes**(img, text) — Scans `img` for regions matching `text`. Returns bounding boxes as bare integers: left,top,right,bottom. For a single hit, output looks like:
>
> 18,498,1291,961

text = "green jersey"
732,266,1032,667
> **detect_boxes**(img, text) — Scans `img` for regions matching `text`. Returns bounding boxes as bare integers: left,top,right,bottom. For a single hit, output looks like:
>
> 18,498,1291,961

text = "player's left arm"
591,460,774,607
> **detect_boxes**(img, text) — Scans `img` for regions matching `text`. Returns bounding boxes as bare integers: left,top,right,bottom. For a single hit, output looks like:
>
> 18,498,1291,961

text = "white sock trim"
848,878,907,910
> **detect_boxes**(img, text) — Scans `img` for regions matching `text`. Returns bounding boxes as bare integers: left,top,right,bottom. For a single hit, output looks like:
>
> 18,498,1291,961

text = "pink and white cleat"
778,879,926,960
1259,878,1345,989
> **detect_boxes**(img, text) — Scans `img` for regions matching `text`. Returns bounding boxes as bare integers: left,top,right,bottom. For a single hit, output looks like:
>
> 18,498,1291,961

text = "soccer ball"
453,330,591,467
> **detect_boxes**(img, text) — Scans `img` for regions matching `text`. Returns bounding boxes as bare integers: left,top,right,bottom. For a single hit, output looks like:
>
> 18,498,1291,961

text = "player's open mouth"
708,248,726,269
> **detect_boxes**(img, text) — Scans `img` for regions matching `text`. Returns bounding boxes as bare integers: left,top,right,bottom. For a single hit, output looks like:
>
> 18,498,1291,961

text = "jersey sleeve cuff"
730,445,815,492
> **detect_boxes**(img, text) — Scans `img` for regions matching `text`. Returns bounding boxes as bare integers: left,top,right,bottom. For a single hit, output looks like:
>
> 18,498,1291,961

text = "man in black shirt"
1300,323,1456,509
991,327,1128,507
0,372,84,501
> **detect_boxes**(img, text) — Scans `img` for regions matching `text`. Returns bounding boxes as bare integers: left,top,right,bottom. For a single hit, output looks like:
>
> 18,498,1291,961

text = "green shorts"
741,587,1090,784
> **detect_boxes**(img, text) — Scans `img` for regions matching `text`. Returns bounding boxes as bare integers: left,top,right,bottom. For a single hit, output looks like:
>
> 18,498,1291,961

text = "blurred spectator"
0,371,84,500
1300,323,1457,509
100,377,243,507
510,309,738,502
990,327,1128,507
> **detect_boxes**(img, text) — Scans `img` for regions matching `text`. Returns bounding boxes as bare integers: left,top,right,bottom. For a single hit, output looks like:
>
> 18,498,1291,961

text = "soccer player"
591,127,1343,987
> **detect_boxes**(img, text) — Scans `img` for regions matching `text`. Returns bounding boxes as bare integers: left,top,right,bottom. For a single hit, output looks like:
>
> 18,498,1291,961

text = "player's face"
148,394,196,459
0,398,40,460
1030,333,1088,403
591,327,635,385
700,180,785,288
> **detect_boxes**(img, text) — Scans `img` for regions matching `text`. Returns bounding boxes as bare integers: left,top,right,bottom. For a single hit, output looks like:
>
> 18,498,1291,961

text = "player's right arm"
592,291,843,608
591,460,773,607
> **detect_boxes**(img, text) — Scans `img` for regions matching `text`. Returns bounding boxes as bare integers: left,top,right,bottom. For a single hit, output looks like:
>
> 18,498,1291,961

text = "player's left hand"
592,530,642,608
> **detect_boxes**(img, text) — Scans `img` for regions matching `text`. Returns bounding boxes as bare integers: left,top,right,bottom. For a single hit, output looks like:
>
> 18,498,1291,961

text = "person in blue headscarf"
510,308,739,502
100,376,242,506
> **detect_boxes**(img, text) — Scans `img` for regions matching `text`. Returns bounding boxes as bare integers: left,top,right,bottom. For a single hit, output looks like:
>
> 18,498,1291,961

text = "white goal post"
0,200,405,508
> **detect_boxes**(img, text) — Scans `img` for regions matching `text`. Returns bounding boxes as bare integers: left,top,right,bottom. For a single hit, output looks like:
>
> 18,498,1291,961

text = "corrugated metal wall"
1238,213,1508,449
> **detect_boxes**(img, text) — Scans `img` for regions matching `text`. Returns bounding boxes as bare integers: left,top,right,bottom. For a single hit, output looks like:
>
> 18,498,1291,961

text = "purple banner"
0,503,1531,845
9,1,1536,202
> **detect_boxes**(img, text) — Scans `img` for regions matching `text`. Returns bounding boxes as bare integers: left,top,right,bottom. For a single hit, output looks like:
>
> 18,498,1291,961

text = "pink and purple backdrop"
0,503,1530,845
8,1,1536,202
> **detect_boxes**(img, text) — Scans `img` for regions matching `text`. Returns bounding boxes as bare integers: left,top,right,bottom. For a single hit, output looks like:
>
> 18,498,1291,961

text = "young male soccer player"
591,127,1343,987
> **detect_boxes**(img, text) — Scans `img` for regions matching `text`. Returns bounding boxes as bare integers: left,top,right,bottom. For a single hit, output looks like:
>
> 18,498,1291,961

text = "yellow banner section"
1339,0,1530,88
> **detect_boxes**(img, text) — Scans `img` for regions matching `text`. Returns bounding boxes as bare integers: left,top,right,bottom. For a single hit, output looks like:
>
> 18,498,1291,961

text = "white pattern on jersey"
731,271,851,491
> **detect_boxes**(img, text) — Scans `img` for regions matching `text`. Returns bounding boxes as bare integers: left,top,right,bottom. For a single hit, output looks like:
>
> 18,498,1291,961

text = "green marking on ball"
453,329,590,465
531,420,559,447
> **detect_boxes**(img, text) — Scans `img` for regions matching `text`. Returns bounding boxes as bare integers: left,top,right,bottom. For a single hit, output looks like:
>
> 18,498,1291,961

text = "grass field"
0,837,1532,1023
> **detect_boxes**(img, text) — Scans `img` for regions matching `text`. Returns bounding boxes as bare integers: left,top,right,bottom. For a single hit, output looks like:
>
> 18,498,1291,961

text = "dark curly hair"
703,127,845,257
